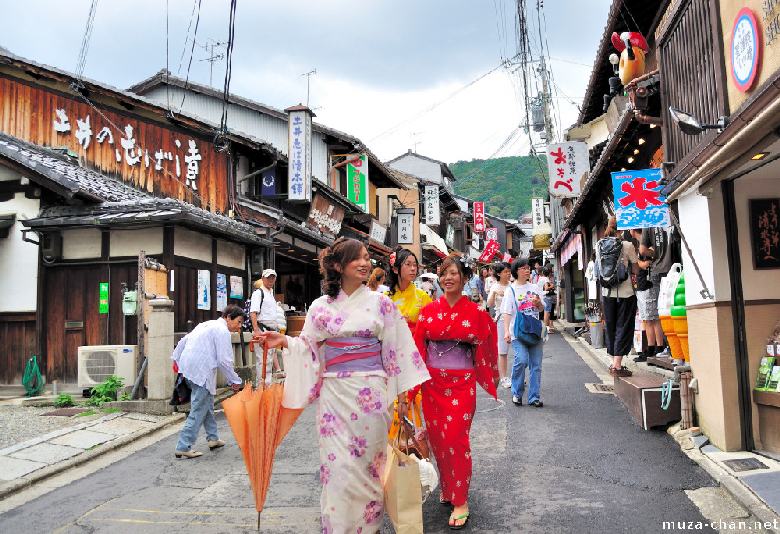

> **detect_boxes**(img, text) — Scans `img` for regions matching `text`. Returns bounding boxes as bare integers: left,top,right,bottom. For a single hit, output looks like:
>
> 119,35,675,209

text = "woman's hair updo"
386,247,419,297
319,237,366,299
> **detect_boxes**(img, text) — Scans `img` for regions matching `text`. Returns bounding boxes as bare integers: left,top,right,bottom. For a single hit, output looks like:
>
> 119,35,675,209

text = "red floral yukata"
412,296,498,506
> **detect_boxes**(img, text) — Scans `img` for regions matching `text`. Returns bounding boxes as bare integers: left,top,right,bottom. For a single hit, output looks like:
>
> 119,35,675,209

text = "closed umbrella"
222,341,303,530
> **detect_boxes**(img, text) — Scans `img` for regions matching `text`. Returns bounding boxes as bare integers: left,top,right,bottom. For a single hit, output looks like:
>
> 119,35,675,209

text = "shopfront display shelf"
753,389,780,408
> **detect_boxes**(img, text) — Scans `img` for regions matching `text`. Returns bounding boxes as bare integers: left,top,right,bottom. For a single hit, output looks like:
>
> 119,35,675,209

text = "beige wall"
721,1,780,112
62,228,102,259
174,227,211,263
110,228,163,257
217,240,245,270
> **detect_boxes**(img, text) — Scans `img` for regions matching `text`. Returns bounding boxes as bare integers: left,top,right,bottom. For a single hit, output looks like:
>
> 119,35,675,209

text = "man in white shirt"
172,305,244,458
250,269,279,335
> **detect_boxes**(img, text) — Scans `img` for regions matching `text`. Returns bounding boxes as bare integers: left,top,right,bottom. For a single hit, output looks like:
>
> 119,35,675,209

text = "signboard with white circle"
731,8,761,93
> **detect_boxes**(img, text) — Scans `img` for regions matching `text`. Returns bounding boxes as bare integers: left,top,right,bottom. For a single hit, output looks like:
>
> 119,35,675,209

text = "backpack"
596,237,629,290
243,289,264,331
510,287,543,346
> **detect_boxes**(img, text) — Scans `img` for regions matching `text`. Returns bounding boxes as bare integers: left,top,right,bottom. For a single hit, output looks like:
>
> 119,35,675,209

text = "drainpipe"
673,365,693,430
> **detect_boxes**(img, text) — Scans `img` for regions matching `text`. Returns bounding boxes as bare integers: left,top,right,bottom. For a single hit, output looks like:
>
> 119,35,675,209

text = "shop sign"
611,168,670,230
478,239,501,263
532,198,545,229
216,273,228,311
485,227,498,242
99,282,109,314
749,198,780,269
307,194,345,236
397,211,414,244
197,269,211,310
229,275,243,299
473,202,486,233
424,185,440,225
346,154,369,212
370,220,387,244
546,141,589,198
287,108,313,201
731,8,761,93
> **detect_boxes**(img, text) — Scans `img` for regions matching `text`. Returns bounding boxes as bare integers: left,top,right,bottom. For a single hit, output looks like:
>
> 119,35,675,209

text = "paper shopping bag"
382,443,424,534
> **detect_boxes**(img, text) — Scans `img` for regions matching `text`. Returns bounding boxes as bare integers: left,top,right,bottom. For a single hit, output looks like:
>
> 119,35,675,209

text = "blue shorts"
543,296,555,313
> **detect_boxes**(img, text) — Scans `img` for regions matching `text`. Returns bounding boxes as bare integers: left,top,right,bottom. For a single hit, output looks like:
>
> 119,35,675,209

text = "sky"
1,0,611,164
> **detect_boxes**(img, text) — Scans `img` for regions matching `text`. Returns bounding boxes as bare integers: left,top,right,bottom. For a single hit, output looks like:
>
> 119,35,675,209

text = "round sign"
731,8,761,93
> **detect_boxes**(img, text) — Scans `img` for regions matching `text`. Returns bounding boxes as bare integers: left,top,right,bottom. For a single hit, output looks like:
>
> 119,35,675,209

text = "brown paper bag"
383,443,424,534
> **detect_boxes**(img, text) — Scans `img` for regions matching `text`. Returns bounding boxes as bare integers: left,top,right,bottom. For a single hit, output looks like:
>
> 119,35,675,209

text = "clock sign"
731,8,761,93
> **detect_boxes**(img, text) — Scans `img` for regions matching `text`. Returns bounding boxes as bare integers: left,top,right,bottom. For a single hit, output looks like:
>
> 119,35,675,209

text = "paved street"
0,335,719,533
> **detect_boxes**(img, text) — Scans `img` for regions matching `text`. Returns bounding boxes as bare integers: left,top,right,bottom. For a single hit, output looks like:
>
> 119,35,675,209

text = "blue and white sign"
611,168,670,230
731,8,761,93
287,107,313,201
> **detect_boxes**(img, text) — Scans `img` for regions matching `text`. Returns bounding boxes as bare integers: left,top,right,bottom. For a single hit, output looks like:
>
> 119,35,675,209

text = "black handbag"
169,373,192,406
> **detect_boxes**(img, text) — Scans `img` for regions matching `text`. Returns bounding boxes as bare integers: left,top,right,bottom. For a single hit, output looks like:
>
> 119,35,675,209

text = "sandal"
439,492,452,506
449,511,469,530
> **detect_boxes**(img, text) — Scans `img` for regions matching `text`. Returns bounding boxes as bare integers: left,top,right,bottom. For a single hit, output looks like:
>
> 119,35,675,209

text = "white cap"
262,268,277,278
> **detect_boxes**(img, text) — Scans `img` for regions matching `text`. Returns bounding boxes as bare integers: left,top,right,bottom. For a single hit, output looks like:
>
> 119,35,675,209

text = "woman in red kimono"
413,254,498,530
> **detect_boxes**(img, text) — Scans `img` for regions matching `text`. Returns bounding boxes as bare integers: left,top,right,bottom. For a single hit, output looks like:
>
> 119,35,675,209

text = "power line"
177,0,200,75
74,0,100,84
217,0,238,146
178,0,203,111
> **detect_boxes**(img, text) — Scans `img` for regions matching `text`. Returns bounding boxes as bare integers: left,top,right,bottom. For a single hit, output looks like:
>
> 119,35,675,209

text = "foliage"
87,375,125,406
450,155,547,219
101,407,121,414
77,409,97,417
119,392,131,401
54,393,75,408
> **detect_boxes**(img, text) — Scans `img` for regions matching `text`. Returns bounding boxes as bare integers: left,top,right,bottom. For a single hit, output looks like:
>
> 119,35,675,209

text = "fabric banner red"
478,239,500,263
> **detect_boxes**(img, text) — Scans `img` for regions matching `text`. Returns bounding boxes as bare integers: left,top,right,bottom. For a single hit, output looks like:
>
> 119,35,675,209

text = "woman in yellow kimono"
386,247,432,439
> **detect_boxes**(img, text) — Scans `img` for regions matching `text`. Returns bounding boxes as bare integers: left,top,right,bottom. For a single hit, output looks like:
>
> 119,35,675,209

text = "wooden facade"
0,312,37,384
0,74,231,213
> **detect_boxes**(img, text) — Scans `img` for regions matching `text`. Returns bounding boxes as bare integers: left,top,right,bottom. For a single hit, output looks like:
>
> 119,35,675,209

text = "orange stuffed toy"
611,31,649,85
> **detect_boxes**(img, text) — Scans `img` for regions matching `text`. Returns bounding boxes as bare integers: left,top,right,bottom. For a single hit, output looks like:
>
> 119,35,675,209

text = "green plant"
101,407,121,414
119,392,131,401
87,375,125,406
54,393,75,408
77,409,97,417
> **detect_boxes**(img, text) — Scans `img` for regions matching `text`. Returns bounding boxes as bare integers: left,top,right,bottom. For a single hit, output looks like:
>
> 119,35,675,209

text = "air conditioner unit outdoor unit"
77,345,138,388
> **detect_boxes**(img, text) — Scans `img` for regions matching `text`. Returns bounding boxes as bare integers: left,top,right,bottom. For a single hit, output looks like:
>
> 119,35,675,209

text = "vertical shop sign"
424,184,440,225
397,210,414,244
286,107,313,201
346,154,369,212
546,141,589,198
99,282,109,314
532,198,545,230
611,168,670,229
197,269,211,310
216,273,228,311
473,202,486,233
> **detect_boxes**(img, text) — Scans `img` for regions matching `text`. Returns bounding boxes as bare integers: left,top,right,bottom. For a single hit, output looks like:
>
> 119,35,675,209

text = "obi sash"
426,340,474,370
323,337,383,373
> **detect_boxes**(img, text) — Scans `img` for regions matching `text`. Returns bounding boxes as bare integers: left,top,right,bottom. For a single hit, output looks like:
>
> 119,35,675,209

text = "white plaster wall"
217,239,245,270
63,228,102,259
734,170,780,301
388,155,442,184
174,227,212,263
0,192,39,312
110,228,163,257
678,191,719,306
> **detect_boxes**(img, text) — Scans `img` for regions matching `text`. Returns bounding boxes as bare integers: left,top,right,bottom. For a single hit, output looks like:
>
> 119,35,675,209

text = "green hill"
449,155,547,219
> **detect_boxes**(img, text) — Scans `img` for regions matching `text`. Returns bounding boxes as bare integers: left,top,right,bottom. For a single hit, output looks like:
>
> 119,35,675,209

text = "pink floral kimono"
282,285,430,534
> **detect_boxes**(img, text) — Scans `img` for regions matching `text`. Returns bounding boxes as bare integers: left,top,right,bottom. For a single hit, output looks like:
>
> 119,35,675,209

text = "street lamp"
668,107,728,135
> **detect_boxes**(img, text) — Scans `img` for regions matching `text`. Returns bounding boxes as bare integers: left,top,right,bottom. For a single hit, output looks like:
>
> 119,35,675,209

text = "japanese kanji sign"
485,227,498,242
287,108,313,201
478,239,501,263
749,198,780,269
397,211,414,244
546,141,589,198
730,8,760,93
346,154,369,212
424,184,440,225
473,202,486,233
611,168,670,230
531,198,545,230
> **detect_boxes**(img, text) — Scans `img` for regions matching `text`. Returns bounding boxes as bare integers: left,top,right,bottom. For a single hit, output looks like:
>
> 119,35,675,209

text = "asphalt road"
0,334,718,533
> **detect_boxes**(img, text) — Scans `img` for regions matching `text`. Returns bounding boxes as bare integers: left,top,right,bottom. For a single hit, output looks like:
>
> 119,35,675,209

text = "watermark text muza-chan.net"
662,519,780,531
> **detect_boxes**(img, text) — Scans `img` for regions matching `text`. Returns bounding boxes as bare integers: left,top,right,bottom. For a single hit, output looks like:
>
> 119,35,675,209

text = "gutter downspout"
666,94,780,202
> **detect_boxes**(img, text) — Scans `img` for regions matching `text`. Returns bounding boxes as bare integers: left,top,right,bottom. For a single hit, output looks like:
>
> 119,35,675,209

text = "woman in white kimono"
259,237,431,534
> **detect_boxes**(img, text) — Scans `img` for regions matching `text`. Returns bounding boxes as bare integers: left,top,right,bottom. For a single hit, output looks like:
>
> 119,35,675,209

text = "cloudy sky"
1,0,610,164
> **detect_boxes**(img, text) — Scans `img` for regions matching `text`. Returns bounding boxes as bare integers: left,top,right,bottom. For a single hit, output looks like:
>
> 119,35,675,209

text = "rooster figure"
611,31,649,85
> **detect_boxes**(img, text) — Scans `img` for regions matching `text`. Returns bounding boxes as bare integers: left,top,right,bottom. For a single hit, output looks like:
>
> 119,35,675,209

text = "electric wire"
74,0,100,84
177,0,200,75
165,0,170,111
179,0,203,112
218,0,238,141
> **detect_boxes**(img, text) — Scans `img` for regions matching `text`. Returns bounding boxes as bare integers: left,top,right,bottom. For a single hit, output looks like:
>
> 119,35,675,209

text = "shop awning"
560,232,583,270
420,223,448,258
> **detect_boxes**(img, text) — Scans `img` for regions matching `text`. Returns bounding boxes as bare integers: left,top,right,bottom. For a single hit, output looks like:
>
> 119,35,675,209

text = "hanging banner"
478,239,501,263
424,185,440,226
346,154,369,212
261,168,277,197
473,202,486,233
286,107,313,201
229,275,243,299
397,211,414,244
216,273,228,312
370,220,387,243
532,198,545,230
611,168,670,230
197,269,211,310
546,141,589,198
99,282,109,315
485,227,498,242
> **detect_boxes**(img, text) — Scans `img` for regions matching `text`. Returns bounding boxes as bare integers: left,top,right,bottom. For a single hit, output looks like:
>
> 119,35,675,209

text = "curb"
0,412,184,502
557,325,780,532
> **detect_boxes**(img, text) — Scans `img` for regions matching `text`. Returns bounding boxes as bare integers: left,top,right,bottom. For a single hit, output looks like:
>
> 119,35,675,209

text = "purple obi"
323,337,383,373
426,340,474,370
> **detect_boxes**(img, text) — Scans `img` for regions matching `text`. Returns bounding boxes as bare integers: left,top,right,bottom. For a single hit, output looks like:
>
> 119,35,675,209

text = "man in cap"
250,269,279,336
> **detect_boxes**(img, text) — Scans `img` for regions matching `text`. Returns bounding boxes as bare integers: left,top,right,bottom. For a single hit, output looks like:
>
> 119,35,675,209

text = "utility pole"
302,69,317,107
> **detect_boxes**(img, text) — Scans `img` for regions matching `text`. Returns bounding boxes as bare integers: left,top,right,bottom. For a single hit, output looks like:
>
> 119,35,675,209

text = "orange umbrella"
223,340,303,530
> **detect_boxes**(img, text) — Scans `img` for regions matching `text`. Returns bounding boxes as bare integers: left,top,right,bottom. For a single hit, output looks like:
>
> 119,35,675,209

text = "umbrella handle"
261,341,269,388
